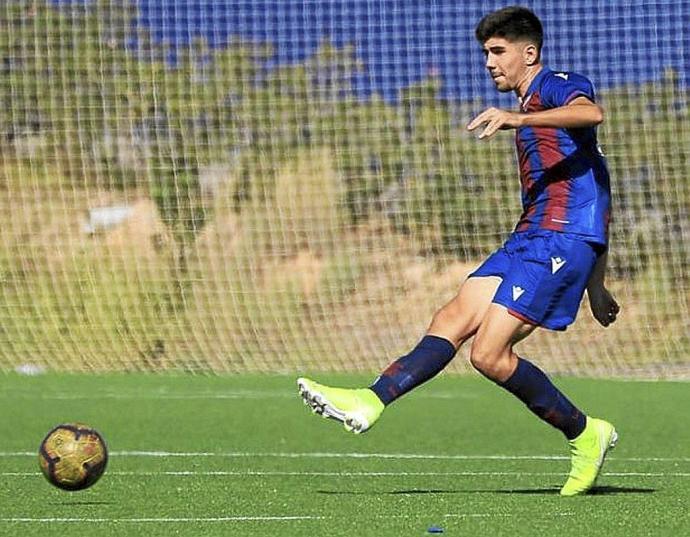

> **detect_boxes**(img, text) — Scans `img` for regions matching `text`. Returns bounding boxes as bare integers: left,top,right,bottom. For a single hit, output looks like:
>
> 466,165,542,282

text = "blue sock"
370,335,457,405
500,357,587,440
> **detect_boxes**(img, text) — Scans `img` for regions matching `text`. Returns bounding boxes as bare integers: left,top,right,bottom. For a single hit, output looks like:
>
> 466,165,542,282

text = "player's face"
482,37,534,93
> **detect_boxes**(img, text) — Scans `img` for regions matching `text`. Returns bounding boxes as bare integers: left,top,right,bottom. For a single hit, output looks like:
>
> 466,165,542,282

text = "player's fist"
587,286,620,327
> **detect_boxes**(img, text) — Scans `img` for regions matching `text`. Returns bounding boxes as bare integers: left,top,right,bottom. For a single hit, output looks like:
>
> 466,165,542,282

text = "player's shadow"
317,486,655,496
587,486,656,495
450,486,656,495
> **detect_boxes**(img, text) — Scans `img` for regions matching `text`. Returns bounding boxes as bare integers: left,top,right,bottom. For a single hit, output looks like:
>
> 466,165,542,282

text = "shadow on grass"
317,486,656,496
488,486,656,495
588,486,657,495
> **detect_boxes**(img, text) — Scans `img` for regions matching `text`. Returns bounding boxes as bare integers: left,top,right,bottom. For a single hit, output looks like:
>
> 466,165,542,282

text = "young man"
297,6,620,496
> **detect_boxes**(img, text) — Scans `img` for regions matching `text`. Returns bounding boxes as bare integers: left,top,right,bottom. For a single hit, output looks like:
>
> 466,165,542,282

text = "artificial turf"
0,372,687,536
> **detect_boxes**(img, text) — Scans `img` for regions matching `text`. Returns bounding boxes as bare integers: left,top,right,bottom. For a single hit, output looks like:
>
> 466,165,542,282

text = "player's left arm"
586,248,620,327
468,97,603,139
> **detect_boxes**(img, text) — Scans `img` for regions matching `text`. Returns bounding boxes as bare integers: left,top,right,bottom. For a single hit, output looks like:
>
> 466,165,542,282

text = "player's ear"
523,43,539,66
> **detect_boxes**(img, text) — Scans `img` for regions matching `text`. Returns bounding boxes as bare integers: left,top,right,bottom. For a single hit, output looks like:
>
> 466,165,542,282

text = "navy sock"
370,335,457,405
500,357,587,440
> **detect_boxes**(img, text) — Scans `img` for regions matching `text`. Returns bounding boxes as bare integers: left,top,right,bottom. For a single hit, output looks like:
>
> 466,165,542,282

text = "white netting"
0,1,688,377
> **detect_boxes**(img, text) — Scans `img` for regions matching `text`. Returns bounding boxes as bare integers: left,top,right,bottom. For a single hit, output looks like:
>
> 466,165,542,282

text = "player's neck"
515,64,544,100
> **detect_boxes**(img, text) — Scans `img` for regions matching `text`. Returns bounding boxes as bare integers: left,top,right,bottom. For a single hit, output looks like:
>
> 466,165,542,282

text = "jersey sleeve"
542,73,596,108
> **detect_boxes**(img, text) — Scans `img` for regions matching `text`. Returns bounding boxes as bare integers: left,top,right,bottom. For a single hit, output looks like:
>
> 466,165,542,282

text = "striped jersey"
515,67,611,244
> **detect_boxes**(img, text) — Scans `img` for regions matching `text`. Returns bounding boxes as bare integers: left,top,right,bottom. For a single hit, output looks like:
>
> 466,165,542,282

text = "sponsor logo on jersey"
512,286,525,301
551,257,567,274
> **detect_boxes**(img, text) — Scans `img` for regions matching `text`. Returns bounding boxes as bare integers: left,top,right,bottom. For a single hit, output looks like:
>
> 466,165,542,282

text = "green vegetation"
0,1,688,373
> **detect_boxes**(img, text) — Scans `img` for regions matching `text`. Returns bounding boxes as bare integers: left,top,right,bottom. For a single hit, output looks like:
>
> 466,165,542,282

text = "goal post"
0,1,688,377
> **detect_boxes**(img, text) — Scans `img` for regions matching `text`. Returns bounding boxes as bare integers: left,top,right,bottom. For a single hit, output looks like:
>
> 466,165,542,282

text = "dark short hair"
475,6,543,52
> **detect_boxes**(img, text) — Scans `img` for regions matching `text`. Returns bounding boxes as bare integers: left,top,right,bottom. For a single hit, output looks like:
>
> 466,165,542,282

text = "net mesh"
0,0,688,377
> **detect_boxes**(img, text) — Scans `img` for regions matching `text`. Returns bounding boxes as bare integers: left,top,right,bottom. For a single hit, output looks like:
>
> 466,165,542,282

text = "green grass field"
0,373,688,536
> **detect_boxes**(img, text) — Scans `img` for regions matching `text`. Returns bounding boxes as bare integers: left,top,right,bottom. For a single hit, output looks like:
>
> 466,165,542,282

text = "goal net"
0,1,688,377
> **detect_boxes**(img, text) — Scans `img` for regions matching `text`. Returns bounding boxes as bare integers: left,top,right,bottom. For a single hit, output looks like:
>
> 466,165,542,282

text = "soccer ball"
38,423,108,491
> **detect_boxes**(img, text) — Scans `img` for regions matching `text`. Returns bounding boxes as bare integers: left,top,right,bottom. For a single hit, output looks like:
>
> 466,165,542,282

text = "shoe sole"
296,378,368,433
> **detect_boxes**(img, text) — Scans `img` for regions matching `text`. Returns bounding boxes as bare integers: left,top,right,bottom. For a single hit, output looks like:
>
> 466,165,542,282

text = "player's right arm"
467,97,603,139
517,96,603,128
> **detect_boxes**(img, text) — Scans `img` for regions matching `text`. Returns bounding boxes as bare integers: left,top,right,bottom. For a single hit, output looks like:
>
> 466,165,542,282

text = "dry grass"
0,150,687,377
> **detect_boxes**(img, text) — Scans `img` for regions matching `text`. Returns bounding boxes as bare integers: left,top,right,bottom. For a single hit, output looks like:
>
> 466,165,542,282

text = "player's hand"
587,285,620,327
467,107,523,139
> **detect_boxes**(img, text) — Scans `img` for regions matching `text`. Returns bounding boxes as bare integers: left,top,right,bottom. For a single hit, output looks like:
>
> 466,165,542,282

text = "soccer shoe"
560,417,618,496
296,377,384,434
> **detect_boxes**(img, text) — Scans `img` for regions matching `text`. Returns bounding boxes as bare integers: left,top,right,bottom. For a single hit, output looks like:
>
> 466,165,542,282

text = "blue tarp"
56,1,690,103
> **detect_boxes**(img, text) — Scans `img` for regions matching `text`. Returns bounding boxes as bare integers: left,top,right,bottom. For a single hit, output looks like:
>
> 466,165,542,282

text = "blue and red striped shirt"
515,67,611,244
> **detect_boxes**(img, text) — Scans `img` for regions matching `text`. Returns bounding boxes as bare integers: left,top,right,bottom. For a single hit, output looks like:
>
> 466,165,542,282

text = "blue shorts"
469,230,602,331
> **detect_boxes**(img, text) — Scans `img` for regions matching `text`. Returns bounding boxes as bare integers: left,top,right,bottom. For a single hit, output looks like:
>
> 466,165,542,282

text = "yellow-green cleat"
297,378,385,434
560,417,618,496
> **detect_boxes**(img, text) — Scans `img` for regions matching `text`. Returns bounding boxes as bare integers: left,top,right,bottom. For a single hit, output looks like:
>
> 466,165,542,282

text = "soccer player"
297,6,621,496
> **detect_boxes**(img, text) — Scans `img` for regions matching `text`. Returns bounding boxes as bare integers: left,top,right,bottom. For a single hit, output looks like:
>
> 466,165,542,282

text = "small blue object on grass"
427,526,444,534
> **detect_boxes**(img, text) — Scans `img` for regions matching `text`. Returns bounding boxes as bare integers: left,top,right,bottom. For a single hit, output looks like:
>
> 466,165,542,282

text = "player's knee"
469,338,504,378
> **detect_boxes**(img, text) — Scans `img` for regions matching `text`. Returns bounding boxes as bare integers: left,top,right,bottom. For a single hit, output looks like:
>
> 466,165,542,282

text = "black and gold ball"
38,423,108,491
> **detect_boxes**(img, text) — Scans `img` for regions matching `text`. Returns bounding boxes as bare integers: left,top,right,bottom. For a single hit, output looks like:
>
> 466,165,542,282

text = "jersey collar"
520,66,551,106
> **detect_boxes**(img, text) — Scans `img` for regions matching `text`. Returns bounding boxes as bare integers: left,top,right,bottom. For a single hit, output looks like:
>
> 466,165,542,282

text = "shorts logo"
512,286,525,301
551,257,566,274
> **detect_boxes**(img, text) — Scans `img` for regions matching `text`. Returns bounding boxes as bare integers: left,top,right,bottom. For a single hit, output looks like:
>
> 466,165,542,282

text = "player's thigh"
427,275,501,346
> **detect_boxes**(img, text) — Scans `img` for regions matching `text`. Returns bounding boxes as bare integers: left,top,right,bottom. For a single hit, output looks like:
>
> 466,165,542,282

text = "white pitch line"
2,394,293,401
0,516,325,523
0,512,575,524
4,470,690,477
111,451,581,460
111,451,690,463
1,451,688,462
0,392,296,401
0,391,475,401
